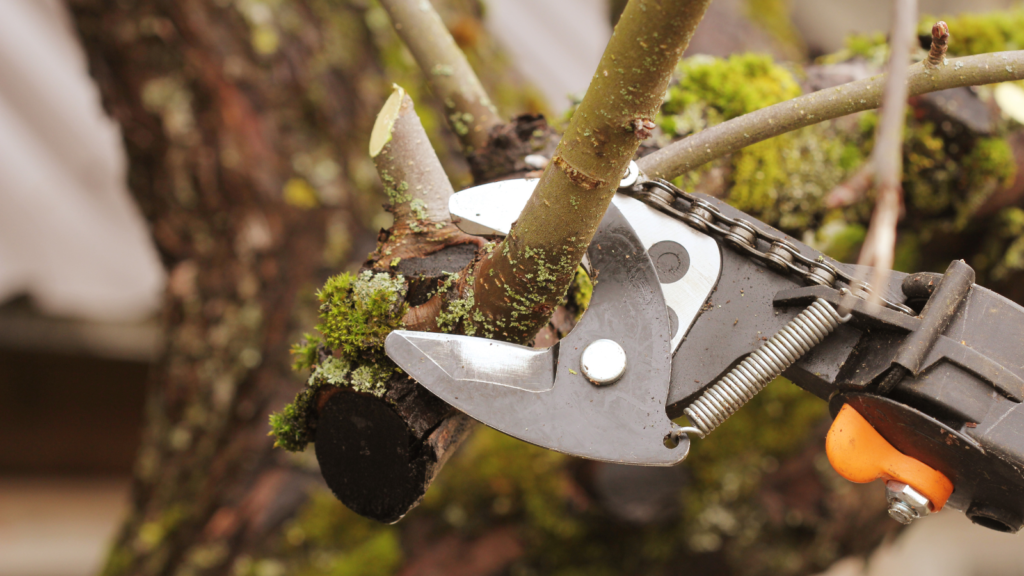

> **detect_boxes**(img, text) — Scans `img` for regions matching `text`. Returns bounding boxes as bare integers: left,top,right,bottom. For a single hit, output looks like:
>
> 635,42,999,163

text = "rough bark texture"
66,0,489,573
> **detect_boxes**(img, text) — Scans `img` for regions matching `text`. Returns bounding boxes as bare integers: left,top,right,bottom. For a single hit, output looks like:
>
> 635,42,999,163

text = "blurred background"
4,0,1024,575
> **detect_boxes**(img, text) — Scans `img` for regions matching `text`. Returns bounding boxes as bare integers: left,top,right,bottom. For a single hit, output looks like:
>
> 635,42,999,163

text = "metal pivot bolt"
580,339,627,386
886,480,933,525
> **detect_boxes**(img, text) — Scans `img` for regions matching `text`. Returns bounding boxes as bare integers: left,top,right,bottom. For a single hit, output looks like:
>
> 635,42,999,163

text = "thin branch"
379,0,501,153
855,0,918,308
825,164,874,208
463,0,712,343
637,50,1024,180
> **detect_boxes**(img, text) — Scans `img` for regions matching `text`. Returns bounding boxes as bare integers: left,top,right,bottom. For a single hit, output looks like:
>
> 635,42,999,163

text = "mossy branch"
462,0,712,343
637,50,1024,180
379,0,501,152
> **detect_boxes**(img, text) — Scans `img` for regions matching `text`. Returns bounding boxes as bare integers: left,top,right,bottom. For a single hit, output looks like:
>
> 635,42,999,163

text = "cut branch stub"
371,85,455,227
379,0,501,152
369,85,486,268
466,0,712,344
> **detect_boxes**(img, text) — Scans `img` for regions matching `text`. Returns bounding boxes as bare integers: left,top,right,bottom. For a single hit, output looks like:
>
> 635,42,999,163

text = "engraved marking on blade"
400,332,553,392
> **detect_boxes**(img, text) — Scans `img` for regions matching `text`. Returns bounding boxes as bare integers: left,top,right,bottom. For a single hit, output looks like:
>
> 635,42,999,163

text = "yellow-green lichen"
271,271,408,452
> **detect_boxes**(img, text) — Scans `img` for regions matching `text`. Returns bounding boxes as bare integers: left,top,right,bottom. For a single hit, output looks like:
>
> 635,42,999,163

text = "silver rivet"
580,339,627,386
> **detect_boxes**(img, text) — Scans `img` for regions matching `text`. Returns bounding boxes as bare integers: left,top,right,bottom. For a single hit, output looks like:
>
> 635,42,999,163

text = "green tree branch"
379,0,502,152
466,0,712,343
637,50,1024,180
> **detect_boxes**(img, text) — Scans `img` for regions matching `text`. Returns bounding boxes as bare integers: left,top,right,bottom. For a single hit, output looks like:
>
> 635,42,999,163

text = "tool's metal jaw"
387,191,721,464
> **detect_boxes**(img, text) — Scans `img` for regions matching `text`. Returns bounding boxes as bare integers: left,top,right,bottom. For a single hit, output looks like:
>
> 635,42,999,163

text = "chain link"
627,179,915,316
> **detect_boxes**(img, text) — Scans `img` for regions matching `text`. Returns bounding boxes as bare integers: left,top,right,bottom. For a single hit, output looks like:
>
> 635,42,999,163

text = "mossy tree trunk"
67,0,513,573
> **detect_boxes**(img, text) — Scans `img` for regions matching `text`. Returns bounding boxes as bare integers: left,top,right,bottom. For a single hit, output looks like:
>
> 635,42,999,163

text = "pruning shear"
385,163,1024,532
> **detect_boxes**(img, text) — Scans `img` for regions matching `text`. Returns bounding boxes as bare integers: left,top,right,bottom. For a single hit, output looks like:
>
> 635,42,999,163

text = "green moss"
408,198,428,221
660,54,847,227
317,271,407,355
662,54,801,122
437,281,476,335
568,266,593,319
835,9,1024,66
289,333,321,371
271,271,408,452
269,398,312,452
920,9,1024,57
976,207,1024,282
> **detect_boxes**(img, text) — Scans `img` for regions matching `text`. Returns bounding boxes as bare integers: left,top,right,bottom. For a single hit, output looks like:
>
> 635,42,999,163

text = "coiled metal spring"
680,298,850,438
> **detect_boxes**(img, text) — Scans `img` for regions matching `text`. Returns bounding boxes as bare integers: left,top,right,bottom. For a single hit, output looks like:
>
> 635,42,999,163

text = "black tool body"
669,193,1024,533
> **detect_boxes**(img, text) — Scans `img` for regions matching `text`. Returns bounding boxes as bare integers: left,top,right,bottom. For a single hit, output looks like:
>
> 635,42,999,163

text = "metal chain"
626,178,915,316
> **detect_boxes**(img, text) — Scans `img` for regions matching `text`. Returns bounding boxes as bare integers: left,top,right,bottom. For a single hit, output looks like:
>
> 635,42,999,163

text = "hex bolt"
885,480,933,525
580,339,627,386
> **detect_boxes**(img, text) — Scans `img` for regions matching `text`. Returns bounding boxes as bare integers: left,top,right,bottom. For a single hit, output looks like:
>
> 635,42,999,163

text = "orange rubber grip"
826,404,954,511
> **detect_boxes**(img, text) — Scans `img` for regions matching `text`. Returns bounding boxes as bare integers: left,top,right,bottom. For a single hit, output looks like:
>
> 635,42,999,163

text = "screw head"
580,339,627,386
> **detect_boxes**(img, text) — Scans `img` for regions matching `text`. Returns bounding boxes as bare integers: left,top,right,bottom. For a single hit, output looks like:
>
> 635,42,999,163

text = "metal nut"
885,480,932,524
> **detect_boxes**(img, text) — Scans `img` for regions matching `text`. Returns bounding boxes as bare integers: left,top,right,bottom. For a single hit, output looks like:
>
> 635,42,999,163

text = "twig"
371,85,455,224
637,50,1024,180
379,0,501,153
855,0,917,309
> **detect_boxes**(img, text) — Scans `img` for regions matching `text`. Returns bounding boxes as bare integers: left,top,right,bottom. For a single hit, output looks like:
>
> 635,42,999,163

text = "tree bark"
67,0,482,573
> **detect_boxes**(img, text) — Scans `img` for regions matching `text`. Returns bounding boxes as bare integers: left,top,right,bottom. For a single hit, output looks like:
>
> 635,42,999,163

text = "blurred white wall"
0,0,164,323
483,0,613,112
